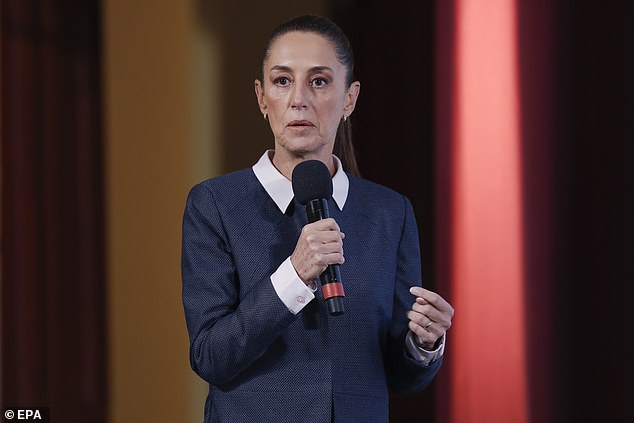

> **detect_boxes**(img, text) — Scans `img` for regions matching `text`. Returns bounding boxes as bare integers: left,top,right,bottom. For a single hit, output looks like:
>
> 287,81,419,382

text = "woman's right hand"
290,218,345,284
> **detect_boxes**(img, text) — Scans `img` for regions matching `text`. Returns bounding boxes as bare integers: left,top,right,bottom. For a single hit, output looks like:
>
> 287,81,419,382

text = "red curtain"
1,1,106,421
435,1,528,421
436,1,633,422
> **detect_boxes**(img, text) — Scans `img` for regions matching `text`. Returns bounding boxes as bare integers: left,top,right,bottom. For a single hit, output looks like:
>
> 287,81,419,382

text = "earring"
263,112,267,120
343,115,348,122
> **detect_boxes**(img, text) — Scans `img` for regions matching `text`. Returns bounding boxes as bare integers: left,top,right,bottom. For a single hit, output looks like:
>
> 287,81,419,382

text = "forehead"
265,31,340,70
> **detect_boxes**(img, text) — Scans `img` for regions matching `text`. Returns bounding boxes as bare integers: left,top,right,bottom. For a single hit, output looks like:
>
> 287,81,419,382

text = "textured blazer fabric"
181,168,442,422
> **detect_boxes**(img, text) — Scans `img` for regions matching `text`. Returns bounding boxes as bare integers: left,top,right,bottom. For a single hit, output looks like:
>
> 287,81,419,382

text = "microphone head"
292,160,333,205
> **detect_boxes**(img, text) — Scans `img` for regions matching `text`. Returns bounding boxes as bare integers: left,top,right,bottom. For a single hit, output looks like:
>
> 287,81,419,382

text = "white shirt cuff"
270,257,316,314
405,331,446,366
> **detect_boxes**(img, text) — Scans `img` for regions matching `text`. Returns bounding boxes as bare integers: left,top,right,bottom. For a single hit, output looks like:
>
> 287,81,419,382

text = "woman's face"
255,31,360,161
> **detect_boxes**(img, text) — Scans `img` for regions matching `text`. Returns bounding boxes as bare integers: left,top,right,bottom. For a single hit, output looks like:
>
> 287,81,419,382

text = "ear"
343,81,361,117
254,79,267,115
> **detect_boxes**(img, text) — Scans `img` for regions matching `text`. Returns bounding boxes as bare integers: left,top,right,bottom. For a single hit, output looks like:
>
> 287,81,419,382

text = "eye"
273,76,291,86
310,77,328,88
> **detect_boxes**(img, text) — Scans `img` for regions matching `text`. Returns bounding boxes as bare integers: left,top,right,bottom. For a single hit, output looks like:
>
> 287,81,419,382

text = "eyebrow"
269,65,334,73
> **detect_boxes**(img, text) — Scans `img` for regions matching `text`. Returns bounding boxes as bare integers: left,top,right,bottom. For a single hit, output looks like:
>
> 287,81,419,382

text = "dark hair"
260,15,360,176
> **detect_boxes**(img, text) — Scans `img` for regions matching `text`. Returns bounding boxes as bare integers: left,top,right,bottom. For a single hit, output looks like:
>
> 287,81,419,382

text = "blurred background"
1,0,632,422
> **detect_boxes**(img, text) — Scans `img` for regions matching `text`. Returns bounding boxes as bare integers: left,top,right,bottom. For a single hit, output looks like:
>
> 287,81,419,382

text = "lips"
288,120,314,127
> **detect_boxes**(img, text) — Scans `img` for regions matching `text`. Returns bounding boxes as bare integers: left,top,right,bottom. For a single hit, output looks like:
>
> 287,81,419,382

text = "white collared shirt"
252,150,444,364
252,150,349,213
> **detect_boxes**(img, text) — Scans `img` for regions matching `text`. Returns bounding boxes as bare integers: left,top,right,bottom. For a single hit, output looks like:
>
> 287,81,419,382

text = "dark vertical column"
1,1,107,422
433,1,455,422
329,1,437,421
517,1,557,422
552,2,634,421
516,1,634,421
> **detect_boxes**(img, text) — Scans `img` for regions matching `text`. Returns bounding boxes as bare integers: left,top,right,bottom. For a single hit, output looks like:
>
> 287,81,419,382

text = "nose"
289,82,308,109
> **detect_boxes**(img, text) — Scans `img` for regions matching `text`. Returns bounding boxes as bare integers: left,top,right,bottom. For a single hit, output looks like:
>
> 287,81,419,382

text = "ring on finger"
424,321,433,329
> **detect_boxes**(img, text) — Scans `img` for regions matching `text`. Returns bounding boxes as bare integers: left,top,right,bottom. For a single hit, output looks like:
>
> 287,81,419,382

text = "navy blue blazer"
181,168,441,422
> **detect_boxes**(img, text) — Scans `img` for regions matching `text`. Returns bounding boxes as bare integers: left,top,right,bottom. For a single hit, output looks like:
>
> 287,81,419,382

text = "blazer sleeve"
384,195,442,393
181,183,297,386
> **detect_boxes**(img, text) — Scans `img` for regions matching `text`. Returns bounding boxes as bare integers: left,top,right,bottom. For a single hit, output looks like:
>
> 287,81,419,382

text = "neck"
271,149,336,180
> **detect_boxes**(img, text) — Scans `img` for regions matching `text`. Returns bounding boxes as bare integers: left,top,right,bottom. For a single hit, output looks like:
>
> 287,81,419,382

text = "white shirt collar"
252,150,349,213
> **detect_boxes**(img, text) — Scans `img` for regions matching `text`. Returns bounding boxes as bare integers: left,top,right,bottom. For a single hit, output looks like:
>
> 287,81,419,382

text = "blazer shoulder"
347,174,411,212
188,168,263,208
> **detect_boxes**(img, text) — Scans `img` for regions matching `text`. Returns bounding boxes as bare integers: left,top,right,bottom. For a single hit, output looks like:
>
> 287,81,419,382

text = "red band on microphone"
322,282,345,299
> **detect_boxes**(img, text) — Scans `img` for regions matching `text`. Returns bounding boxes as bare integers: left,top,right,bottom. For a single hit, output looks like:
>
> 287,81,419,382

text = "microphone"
292,160,345,316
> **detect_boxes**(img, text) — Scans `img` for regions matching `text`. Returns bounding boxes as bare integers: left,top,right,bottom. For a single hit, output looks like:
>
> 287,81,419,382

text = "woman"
182,15,454,422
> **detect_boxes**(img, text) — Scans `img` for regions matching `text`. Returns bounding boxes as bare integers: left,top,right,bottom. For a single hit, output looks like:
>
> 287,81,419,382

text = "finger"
421,320,445,337
410,305,453,332
315,239,344,255
408,321,437,344
411,303,441,321
415,297,430,305
409,287,454,315
320,251,345,265
408,311,445,340
317,241,344,258
310,218,341,232
407,310,434,329
306,231,344,247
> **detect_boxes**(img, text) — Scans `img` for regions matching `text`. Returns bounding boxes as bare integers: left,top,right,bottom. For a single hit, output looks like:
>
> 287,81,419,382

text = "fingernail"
409,286,416,294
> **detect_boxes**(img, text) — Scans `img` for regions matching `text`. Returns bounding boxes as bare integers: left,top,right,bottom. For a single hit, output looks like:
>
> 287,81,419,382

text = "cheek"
317,95,344,115
264,89,286,109
264,97,286,125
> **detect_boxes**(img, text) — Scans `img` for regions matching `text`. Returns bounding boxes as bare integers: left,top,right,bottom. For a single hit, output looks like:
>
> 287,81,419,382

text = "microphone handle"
305,199,345,316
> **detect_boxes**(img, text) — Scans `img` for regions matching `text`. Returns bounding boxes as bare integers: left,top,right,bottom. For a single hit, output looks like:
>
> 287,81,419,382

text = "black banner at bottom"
3,408,50,423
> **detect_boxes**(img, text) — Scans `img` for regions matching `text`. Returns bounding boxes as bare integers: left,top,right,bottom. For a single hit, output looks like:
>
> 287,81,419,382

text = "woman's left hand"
407,287,454,350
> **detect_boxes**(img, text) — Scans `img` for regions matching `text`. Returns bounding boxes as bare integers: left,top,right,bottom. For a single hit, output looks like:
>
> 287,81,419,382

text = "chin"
278,136,329,156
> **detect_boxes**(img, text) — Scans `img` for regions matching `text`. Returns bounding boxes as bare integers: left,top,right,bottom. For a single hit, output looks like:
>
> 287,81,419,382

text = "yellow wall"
103,1,325,422
103,1,201,421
